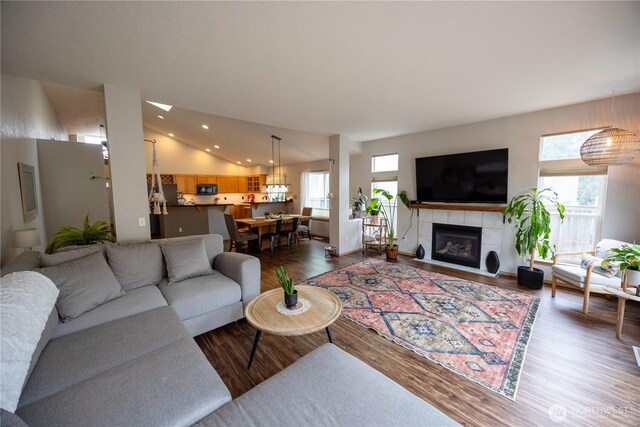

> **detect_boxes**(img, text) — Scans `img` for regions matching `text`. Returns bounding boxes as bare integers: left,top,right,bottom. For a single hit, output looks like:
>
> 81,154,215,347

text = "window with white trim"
371,153,399,233
302,171,330,218
372,154,398,173
539,129,607,257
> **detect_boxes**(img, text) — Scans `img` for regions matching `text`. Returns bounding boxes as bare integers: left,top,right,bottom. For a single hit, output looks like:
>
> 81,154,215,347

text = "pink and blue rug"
305,259,539,400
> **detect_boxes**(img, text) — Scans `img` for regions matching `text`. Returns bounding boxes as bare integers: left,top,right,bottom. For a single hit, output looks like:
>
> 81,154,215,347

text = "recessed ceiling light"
202,124,209,130
236,161,241,164
269,160,274,163
246,159,252,162
205,148,211,152
214,145,220,149
157,115,164,119
146,101,173,111
168,133,174,137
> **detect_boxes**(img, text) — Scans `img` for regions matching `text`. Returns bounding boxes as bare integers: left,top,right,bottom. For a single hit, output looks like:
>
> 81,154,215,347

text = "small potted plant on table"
503,187,565,289
276,265,297,308
602,243,640,294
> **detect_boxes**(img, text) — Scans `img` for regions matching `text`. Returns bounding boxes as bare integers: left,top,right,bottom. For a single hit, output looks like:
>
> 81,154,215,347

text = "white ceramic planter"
625,268,640,286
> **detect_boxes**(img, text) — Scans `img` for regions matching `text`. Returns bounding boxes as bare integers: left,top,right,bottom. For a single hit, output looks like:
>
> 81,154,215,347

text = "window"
302,171,330,218
372,154,398,173
538,130,607,257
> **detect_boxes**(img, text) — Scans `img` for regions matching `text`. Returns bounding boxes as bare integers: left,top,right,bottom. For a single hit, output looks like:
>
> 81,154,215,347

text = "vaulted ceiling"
3,1,638,154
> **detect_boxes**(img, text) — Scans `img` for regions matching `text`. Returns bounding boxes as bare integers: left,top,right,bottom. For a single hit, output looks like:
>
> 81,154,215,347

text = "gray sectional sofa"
1,233,458,426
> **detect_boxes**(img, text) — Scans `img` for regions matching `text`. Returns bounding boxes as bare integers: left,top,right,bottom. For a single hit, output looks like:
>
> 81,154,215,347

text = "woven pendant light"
580,90,640,166
580,128,640,165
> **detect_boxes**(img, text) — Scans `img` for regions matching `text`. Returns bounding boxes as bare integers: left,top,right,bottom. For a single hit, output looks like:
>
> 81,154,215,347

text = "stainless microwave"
196,184,218,195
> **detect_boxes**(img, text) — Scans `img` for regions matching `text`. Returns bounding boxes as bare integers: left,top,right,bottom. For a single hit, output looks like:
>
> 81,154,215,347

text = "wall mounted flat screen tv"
415,148,508,203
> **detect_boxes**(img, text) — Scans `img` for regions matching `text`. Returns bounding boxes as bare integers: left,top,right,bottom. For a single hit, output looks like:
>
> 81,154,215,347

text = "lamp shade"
580,128,640,166
14,228,41,249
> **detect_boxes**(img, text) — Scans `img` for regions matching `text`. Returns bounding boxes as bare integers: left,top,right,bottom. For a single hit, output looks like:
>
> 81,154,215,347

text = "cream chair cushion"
595,239,628,260
552,264,621,288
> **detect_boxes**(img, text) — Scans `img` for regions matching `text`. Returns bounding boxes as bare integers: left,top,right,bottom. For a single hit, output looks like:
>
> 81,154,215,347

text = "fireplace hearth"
432,223,482,269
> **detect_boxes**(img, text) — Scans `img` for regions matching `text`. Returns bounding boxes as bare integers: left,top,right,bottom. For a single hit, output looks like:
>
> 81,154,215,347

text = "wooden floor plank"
196,238,640,426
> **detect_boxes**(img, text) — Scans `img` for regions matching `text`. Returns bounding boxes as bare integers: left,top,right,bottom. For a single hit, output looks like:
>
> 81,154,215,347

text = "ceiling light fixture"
580,90,640,166
246,159,252,162
205,148,211,152
260,135,291,199
157,115,164,119
214,145,220,149
146,101,173,112
202,124,209,130
237,161,241,164
168,133,174,137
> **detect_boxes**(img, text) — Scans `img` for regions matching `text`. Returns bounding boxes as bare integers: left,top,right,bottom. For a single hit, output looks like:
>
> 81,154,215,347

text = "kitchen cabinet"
246,175,267,192
185,175,197,194
197,175,217,185
175,175,186,193
238,176,249,193
217,176,239,193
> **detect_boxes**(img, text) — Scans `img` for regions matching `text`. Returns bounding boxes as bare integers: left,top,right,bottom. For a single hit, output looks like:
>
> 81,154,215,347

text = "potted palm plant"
276,265,297,308
46,213,113,254
602,243,640,293
503,187,565,289
367,188,410,260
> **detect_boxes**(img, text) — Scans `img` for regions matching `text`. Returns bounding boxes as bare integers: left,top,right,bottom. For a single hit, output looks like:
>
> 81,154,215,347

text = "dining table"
236,215,312,248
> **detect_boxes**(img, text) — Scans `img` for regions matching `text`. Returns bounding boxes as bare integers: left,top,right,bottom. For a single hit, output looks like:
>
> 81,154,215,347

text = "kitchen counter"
167,203,234,207
249,200,293,204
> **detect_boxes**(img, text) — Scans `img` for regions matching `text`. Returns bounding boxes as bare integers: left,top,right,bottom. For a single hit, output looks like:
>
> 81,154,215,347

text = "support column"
103,85,150,242
329,135,360,255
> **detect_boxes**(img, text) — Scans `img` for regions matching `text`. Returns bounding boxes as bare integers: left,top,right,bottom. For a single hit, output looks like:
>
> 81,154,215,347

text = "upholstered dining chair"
260,219,283,253
224,214,259,253
297,207,313,240
551,239,627,314
282,217,301,249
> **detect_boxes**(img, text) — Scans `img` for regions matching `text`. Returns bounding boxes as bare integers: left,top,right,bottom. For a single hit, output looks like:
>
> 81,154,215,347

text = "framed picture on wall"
18,162,38,221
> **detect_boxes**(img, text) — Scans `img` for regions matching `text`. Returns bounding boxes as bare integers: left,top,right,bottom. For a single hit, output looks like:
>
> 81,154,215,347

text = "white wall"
143,128,263,175
104,85,150,242
36,139,110,242
1,74,68,266
350,92,640,273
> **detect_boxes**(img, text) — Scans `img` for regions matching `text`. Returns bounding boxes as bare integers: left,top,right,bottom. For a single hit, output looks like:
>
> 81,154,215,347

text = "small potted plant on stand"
503,187,565,289
264,211,272,219
276,265,297,308
366,188,410,261
602,243,640,295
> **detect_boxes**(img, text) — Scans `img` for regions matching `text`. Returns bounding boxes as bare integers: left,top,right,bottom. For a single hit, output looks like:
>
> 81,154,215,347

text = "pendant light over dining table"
580,91,640,166
260,135,292,200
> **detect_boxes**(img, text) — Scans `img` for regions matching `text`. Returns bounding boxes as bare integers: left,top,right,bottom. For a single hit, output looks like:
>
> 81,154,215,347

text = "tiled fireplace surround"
417,209,503,275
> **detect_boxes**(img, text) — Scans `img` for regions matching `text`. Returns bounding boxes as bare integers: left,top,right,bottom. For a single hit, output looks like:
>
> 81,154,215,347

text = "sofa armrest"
213,252,261,308
1,251,42,277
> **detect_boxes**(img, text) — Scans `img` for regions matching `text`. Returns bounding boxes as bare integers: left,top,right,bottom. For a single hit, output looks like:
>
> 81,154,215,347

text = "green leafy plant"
503,187,565,271
350,187,368,218
264,211,272,217
275,265,296,295
367,189,410,246
277,210,285,215
602,243,640,271
45,213,113,254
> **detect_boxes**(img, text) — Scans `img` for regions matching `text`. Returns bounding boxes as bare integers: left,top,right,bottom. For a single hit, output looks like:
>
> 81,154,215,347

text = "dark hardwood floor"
196,238,640,426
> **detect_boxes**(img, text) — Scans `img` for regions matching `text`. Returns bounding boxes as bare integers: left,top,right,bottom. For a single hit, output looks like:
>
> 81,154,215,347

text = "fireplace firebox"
431,223,482,269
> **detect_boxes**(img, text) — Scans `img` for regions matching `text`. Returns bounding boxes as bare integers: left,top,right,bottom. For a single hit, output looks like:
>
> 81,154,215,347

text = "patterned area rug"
305,259,540,400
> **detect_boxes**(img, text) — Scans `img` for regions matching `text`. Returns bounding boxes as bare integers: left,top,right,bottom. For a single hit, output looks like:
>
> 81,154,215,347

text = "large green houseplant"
45,213,113,254
602,243,640,290
503,187,565,289
367,188,410,260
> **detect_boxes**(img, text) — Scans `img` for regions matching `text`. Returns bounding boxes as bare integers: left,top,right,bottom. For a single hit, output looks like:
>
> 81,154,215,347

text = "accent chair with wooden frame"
551,239,627,314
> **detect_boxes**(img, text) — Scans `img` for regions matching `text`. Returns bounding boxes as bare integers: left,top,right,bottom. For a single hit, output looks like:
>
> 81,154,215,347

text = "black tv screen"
415,148,508,203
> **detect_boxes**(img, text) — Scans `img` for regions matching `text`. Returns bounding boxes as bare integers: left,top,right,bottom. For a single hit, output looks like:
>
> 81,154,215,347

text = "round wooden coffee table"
604,285,640,339
244,285,342,368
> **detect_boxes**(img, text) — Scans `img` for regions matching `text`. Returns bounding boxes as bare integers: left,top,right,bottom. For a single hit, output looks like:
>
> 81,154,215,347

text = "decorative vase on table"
276,265,298,308
284,290,298,308
416,244,425,260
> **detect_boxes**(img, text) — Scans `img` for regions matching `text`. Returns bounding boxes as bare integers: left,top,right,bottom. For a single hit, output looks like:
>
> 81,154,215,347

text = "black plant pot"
517,266,544,289
284,290,298,308
416,244,425,260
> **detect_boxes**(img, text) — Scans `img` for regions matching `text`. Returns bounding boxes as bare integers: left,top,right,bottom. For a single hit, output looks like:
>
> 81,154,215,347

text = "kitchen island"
158,204,234,239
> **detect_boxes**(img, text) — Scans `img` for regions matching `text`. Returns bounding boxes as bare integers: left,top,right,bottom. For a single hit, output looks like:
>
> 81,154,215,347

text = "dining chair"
224,214,258,252
297,207,313,240
260,219,283,254
282,217,301,249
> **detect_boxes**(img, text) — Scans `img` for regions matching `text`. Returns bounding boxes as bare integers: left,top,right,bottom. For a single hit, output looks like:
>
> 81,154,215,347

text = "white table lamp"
15,228,41,252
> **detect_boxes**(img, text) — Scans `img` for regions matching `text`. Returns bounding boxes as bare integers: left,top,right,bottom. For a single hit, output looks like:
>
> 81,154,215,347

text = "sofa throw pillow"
107,242,163,291
40,244,106,267
38,252,125,322
0,271,59,413
580,253,619,278
160,238,214,285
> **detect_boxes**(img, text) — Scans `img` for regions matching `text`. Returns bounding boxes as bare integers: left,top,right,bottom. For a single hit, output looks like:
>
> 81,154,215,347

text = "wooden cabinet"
185,175,197,194
197,175,217,185
238,176,249,193
175,175,186,193
246,175,267,192
217,176,240,193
